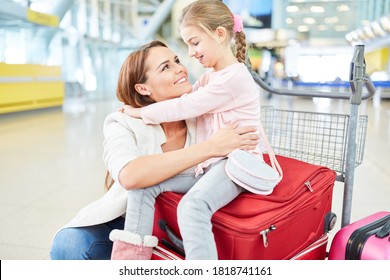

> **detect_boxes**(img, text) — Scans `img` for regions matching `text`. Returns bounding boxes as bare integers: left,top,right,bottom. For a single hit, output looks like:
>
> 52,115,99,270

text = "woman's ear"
134,84,151,96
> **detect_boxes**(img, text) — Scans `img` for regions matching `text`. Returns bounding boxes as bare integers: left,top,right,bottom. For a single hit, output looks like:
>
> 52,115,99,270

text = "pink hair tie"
233,15,243,33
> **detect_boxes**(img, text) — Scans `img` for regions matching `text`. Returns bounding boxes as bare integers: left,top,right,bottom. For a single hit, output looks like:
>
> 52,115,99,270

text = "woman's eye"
162,65,169,71
175,58,181,64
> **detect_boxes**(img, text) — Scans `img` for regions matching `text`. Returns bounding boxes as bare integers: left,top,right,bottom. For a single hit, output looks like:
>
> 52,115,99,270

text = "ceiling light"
336,4,350,12
325,17,339,24
335,25,348,32
345,30,360,43
286,5,299,13
379,16,390,32
310,6,325,13
317,25,328,31
363,26,375,38
345,33,354,43
356,28,368,40
303,18,316,24
297,25,309,32
370,21,386,36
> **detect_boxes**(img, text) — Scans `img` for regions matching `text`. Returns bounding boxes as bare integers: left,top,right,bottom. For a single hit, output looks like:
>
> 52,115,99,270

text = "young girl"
126,0,265,175
119,0,279,259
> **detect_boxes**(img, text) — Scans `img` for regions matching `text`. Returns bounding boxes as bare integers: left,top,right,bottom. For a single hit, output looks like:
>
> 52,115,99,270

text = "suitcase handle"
160,239,185,257
158,219,185,251
375,217,390,239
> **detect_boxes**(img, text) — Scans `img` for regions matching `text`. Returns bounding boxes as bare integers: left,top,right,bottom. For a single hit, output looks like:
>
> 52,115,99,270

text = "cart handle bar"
248,67,375,101
246,44,376,101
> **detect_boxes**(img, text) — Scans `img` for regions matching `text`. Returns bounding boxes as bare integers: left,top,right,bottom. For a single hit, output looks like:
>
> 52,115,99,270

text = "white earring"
147,91,151,96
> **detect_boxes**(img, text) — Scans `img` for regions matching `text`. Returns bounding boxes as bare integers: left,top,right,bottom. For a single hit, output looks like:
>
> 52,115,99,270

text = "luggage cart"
248,45,376,228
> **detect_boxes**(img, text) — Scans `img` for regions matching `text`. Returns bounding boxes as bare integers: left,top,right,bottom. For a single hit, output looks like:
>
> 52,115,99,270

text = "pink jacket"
140,63,261,175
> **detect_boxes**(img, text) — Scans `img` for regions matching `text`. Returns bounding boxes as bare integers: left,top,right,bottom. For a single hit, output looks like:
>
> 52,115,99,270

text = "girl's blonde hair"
105,40,168,191
179,0,247,63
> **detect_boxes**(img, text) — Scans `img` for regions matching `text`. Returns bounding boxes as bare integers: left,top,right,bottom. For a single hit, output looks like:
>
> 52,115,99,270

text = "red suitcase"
328,211,390,260
152,243,184,260
153,155,337,260
290,234,329,260
152,234,329,261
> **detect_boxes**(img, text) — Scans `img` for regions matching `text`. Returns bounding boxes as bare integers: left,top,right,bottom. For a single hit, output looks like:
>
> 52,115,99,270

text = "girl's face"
141,46,192,102
180,24,224,70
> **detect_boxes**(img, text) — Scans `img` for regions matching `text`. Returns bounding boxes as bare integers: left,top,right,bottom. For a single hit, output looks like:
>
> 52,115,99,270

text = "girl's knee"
128,185,161,199
177,195,209,223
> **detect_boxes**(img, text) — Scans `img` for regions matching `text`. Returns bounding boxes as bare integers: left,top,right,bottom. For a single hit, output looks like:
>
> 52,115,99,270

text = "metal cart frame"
249,45,376,227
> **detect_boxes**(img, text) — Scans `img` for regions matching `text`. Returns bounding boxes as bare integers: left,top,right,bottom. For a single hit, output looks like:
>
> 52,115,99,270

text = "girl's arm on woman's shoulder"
140,85,232,124
139,72,238,125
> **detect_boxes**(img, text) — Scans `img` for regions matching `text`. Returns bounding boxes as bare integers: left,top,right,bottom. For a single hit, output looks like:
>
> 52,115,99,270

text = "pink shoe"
109,230,158,260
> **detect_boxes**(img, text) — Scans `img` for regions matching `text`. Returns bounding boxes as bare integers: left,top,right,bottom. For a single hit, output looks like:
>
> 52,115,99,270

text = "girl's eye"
175,58,181,64
192,42,199,46
162,64,169,71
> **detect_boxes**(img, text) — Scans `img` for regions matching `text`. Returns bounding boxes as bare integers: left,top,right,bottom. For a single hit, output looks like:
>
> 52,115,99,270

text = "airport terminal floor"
0,91,389,260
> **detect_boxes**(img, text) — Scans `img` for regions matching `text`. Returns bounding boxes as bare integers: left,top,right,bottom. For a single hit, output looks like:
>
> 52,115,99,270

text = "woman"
50,40,258,260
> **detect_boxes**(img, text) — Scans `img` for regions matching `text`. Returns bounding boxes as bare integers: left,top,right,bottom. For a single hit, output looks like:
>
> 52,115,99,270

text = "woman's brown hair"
105,40,168,191
179,0,247,63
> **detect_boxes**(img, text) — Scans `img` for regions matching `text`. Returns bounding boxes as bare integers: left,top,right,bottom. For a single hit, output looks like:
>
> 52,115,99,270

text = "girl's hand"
208,123,259,157
120,105,141,119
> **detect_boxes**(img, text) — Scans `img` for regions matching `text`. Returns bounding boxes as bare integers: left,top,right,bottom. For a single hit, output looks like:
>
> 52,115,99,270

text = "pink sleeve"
140,83,234,124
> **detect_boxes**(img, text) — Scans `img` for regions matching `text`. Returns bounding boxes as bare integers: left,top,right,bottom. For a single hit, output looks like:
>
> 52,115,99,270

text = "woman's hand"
120,105,141,118
207,123,259,157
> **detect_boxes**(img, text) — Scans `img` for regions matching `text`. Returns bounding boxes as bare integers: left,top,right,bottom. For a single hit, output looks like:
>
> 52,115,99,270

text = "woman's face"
142,46,192,102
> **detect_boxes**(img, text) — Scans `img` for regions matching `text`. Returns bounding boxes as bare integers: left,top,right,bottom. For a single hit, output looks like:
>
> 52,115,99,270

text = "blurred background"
0,0,389,259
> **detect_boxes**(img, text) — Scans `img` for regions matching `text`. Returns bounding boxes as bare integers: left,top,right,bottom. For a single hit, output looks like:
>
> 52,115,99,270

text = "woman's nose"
175,63,186,73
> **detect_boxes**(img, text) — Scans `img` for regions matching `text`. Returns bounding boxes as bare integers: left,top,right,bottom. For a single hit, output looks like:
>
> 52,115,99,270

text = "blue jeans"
124,159,243,259
50,217,124,260
51,160,242,260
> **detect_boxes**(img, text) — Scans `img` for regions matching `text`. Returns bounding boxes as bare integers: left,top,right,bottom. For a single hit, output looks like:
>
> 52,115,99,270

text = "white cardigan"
63,112,197,229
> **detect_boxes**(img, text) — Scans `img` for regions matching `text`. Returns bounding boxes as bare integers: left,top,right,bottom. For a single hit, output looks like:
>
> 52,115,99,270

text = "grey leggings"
124,159,243,259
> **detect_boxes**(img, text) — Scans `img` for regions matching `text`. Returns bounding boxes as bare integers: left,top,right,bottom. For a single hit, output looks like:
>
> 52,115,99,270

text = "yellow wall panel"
0,63,61,78
0,83,65,114
0,82,63,101
365,47,389,74
0,101,64,114
0,63,64,114
27,8,59,28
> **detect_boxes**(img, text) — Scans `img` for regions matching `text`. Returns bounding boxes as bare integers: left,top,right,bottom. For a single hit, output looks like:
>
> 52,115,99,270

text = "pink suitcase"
328,211,390,260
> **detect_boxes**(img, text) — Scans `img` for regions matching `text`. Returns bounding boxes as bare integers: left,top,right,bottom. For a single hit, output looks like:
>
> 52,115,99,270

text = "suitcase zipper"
236,167,331,205
259,225,276,247
258,179,316,248
212,178,334,231
345,214,390,260
304,181,314,192
220,171,333,219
